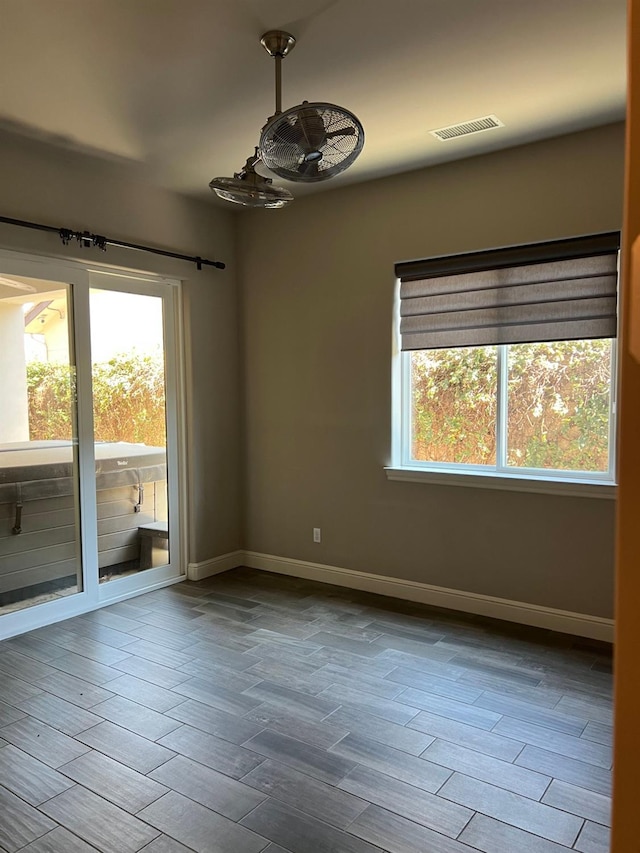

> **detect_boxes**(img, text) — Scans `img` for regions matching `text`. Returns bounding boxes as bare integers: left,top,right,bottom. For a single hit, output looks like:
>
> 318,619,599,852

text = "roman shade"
396,232,620,351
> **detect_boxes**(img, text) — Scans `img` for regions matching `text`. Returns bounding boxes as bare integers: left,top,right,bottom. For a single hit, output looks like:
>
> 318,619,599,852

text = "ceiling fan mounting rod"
260,30,296,116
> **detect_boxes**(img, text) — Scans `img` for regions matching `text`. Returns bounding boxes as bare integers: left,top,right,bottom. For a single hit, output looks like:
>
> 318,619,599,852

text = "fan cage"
260,102,365,183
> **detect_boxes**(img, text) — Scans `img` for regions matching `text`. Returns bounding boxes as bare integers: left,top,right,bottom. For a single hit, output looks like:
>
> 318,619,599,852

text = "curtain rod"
0,215,226,271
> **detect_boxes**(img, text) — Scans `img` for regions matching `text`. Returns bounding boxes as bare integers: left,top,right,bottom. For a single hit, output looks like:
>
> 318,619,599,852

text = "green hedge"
27,353,166,447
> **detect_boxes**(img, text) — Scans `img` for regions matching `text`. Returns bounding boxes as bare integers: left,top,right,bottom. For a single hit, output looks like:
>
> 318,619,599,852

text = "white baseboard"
187,551,244,581
242,551,614,643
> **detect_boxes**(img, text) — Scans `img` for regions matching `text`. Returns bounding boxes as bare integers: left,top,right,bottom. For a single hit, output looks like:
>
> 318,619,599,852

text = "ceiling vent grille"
430,115,504,141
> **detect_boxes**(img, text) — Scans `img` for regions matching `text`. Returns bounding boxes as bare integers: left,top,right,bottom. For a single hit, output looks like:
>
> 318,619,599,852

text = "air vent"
430,115,504,141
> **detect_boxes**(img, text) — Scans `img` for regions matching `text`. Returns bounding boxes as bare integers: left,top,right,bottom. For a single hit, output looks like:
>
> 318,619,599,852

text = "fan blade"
325,127,357,139
294,106,327,150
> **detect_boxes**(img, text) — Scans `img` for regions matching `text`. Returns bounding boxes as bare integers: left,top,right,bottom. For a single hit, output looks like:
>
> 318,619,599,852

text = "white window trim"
389,281,618,498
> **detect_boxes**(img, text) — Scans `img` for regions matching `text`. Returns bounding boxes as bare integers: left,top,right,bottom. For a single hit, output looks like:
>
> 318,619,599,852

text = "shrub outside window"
406,339,614,479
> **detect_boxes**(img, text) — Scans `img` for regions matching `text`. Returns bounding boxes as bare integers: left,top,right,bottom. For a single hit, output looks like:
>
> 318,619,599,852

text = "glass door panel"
89,288,171,583
0,277,83,614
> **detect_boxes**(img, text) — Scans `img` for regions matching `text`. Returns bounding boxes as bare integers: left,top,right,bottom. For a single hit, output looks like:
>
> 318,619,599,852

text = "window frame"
389,285,618,499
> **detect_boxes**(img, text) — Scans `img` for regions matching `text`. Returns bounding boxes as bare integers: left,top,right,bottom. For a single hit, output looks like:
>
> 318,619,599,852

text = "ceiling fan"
209,30,365,208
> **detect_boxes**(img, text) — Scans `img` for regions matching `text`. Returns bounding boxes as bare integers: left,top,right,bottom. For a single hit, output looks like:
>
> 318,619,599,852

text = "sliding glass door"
0,256,183,637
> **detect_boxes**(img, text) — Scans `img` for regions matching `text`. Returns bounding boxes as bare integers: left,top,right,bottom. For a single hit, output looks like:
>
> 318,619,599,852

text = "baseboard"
242,551,614,642
187,551,244,581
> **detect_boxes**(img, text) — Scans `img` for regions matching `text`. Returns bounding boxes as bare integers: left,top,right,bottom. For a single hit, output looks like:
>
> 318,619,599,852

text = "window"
391,233,619,490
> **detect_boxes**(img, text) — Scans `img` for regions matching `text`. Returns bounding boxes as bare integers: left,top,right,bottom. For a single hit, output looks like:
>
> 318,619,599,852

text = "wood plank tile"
313,663,405,699
157,723,265,778
384,667,483,703
575,821,610,853
0,699,26,727
317,684,419,725
452,656,542,686
76,721,175,773
34,671,115,709
474,690,588,736
172,676,264,715
60,749,169,813
366,621,445,644
243,704,347,750
243,682,341,722
0,717,89,768
150,754,267,820
41,784,160,853
422,738,551,798
0,672,43,706
542,779,611,826
102,674,185,712
555,695,612,726
339,764,472,837
18,826,100,852
135,836,194,853
306,646,396,677
83,609,146,634
459,813,576,853
128,624,201,651
0,745,75,805
240,797,385,853
329,732,451,792
3,635,68,663
242,758,367,829
493,716,612,768
177,659,263,692
396,687,502,729
35,630,133,666
407,709,524,761
119,639,196,669
323,706,434,756
377,648,465,678
515,745,611,796
347,803,474,853
0,649,59,682
54,618,139,649
581,721,613,746
194,602,261,624
138,791,268,853
47,652,121,685
304,631,383,658
186,640,260,670
243,729,356,786
0,786,56,853
16,693,103,736
111,655,191,688
90,695,182,740
439,772,583,846
167,698,264,744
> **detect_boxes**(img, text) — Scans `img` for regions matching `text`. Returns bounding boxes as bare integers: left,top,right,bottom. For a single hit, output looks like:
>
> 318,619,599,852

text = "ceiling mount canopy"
209,29,364,209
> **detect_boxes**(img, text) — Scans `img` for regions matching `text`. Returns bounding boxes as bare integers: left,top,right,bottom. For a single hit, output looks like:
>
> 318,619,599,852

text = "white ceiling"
0,0,627,203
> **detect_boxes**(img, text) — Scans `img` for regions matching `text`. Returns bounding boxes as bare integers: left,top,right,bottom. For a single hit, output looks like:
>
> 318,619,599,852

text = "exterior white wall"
0,303,29,442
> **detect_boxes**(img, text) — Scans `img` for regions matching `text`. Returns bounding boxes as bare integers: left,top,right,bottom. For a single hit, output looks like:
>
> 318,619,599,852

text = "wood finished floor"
0,568,613,853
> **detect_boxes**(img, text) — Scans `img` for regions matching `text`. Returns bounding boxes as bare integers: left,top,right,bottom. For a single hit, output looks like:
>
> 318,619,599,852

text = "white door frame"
0,249,187,640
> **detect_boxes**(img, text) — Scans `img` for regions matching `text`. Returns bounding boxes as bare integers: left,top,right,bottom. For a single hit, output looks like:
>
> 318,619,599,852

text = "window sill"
384,466,617,499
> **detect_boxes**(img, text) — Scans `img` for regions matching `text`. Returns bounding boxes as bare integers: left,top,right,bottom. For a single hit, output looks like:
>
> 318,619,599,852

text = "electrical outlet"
313,527,321,543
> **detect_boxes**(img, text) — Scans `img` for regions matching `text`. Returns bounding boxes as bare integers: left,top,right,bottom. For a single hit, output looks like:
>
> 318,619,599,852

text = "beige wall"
239,123,624,618
0,128,241,565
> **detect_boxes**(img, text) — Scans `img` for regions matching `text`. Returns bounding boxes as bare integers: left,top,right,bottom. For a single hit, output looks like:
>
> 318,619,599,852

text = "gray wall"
0,129,241,565
238,123,624,618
